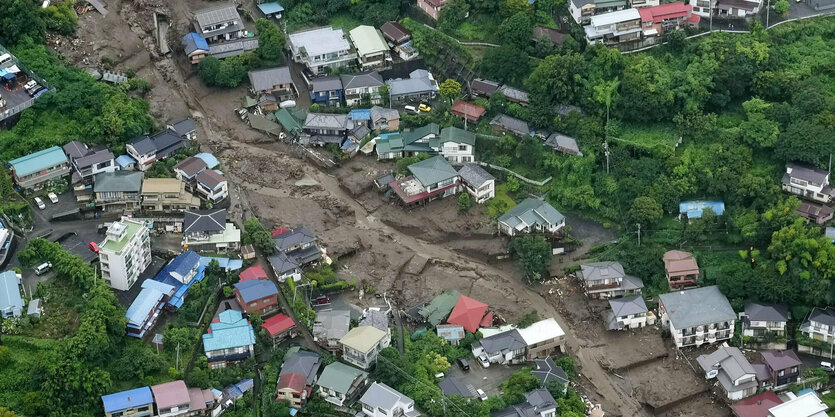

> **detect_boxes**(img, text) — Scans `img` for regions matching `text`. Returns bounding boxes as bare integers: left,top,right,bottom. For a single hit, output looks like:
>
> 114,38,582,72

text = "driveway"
445,361,524,397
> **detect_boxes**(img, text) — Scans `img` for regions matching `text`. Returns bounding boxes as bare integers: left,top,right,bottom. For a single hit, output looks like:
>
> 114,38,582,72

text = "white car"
34,197,45,210
477,354,490,368
47,192,58,204
476,389,487,401
23,80,37,90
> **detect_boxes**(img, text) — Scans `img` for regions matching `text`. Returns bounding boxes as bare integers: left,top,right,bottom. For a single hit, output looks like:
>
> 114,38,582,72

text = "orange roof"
262,313,295,337
239,264,268,281
277,372,306,394
451,100,487,122
447,295,488,333
663,250,699,275
638,2,692,22
480,311,494,327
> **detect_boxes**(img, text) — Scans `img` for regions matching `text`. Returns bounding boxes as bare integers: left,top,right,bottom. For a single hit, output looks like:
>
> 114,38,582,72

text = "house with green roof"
316,361,370,407
275,108,307,138
376,124,475,163
203,309,256,369
390,155,460,206
497,197,566,237
94,171,144,212
8,146,71,190
348,25,390,70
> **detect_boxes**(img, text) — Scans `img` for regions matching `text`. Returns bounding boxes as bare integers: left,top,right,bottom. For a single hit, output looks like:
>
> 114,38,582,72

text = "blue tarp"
194,152,220,169
679,200,725,218
2,73,14,80
182,32,209,55
257,1,285,15
796,388,818,397
349,109,371,121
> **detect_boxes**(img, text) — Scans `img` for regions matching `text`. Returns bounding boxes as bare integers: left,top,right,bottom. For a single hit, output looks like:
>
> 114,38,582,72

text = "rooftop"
341,71,384,90
141,178,183,194
349,25,389,57
194,3,241,28
418,290,460,326
184,209,226,235
317,362,368,395
589,8,641,26
101,218,145,253
101,386,154,413
517,318,565,346
761,349,802,371
659,285,735,329
490,113,529,136
340,325,387,353
408,155,458,187
234,279,278,303
447,294,488,333
289,26,351,58
9,146,68,177
458,164,494,188
609,295,648,317
663,250,699,276
262,313,295,337
532,357,569,386
679,200,725,218
744,302,789,322
0,271,23,315
94,170,144,193
498,197,564,231
202,309,256,352
150,380,190,410
731,391,782,417
387,69,438,96
360,382,414,411
380,21,411,44
768,392,827,417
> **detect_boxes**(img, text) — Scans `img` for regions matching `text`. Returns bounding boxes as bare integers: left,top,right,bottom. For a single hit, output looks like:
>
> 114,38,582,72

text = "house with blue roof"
115,155,137,170
125,279,176,338
257,1,284,19
0,270,23,318
203,309,256,369
161,250,202,284
8,146,71,190
100,386,154,417
679,200,725,220
183,33,210,64
234,279,279,316
348,109,371,128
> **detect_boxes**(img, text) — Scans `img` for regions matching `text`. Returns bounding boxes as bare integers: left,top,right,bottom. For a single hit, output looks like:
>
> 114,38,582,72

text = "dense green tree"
629,196,663,227
42,1,77,36
618,55,675,121
481,45,530,84
458,192,473,211
775,0,790,16
0,0,46,45
501,368,540,405
243,218,275,254
526,53,585,112
439,78,462,103
499,12,534,48
775,120,835,169
256,18,286,63
509,235,552,283
438,0,470,32
739,98,779,148
501,0,530,17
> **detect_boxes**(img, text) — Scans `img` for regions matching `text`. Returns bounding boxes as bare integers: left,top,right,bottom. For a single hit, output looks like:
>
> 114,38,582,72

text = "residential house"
658,285,736,348
127,130,187,171
436,126,475,163
450,100,486,123
349,26,390,70
415,290,460,327
150,380,213,417
267,251,302,282
697,345,758,400
202,309,256,369
696,0,762,18
732,391,783,417
310,76,344,107
263,313,297,344
301,112,350,146
679,200,725,220
273,226,324,267
183,209,241,253
781,163,835,204
341,71,384,106
569,0,629,24
317,361,370,406
0,270,23,318
173,156,208,192
767,392,827,417
116,155,137,171
195,169,228,203
94,171,144,212
518,318,566,359
497,197,566,237
438,377,477,398
374,123,440,159
436,324,465,345
740,302,789,339
182,32,210,64
638,2,699,38
472,329,527,365
497,85,529,106
663,250,700,290
760,350,801,390
380,21,411,45
101,387,154,417
470,79,500,98
389,155,460,206
125,279,176,338
458,164,495,204
359,382,420,417
8,146,70,190
584,8,643,45
233,279,279,316
490,114,530,137
257,1,284,19
360,309,391,339
606,295,648,330
340,325,390,369
417,0,447,19
99,218,152,291
386,69,439,104
797,202,834,225
167,118,198,141
313,309,351,351
208,38,259,60
800,307,835,343
277,350,322,408
193,3,246,44
532,357,569,394
248,67,297,101
544,133,583,156
289,27,356,76
578,262,644,299
63,141,117,185
492,388,558,417
140,178,200,213
239,265,268,282
220,379,255,409
27,299,42,318
447,294,489,333
370,105,399,131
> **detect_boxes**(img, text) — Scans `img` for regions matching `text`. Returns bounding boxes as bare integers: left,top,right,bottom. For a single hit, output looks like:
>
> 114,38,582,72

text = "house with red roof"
263,313,297,344
731,391,782,417
638,2,699,38
447,295,490,333
451,101,487,123
238,264,268,282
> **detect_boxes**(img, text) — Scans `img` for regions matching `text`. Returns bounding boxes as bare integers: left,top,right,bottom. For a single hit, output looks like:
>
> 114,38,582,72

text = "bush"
198,53,259,87
458,192,472,211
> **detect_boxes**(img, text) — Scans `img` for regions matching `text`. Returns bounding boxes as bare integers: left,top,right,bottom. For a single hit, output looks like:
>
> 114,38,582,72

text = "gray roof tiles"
807,307,835,327
785,162,829,185
609,295,648,318
545,133,583,156
194,4,241,29
761,349,802,371
311,76,344,92
659,286,735,329
274,226,317,252
280,350,322,385
304,113,350,130
94,171,144,193
340,71,383,90
169,118,196,137
438,377,477,398
387,69,438,97
370,106,399,124
478,329,526,354
63,141,89,160
458,164,494,188
360,382,413,411
744,302,789,322
313,309,350,341
579,261,626,282
74,148,114,170
697,346,756,394
498,198,565,231
490,114,530,136
248,67,294,92
531,357,569,386
183,209,226,235
130,135,156,155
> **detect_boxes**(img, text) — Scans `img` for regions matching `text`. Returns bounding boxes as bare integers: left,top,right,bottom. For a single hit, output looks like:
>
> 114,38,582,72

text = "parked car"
418,103,431,112
88,242,99,253
457,358,470,371
279,100,296,109
23,80,37,90
476,389,487,401
34,262,52,276
34,197,45,210
404,105,418,114
26,84,43,97
477,354,490,368
32,88,48,98
47,192,58,204
822,361,834,372
313,295,330,305
434,372,444,381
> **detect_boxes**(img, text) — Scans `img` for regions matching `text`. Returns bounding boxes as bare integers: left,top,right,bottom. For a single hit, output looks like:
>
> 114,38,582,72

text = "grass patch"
487,182,517,218
821,391,835,408
455,15,501,44
0,336,57,412
615,122,679,149
329,13,362,31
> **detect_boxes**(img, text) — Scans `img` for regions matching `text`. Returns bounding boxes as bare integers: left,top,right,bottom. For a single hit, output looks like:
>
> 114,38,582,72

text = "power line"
375,354,474,417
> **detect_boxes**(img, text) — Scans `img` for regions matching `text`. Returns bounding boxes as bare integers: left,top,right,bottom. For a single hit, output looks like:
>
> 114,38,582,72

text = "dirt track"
53,2,720,416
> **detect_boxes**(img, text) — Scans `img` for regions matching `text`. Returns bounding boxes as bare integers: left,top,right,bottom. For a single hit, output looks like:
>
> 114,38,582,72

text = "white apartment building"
359,382,420,417
99,218,152,291
289,27,357,76
659,286,736,348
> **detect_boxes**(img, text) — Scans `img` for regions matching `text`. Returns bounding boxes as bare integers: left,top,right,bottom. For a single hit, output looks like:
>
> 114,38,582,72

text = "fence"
476,161,552,186
0,43,55,124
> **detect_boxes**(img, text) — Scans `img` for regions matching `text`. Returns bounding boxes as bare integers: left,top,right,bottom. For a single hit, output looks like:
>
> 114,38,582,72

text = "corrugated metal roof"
101,386,154,413
202,309,256,352
9,146,68,177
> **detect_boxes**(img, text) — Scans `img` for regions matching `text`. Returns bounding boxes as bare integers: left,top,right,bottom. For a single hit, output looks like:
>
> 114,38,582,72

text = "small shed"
241,244,256,260
27,298,43,317
257,1,284,19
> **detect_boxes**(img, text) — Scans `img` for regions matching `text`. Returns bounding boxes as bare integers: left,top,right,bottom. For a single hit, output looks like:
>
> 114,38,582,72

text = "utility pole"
636,223,641,246
603,142,610,174
766,0,771,27
709,0,714,32
176,342,181,371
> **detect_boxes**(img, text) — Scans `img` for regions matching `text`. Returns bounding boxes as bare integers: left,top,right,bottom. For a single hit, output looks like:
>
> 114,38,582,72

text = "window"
778,370,784,376
458,144,467,151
